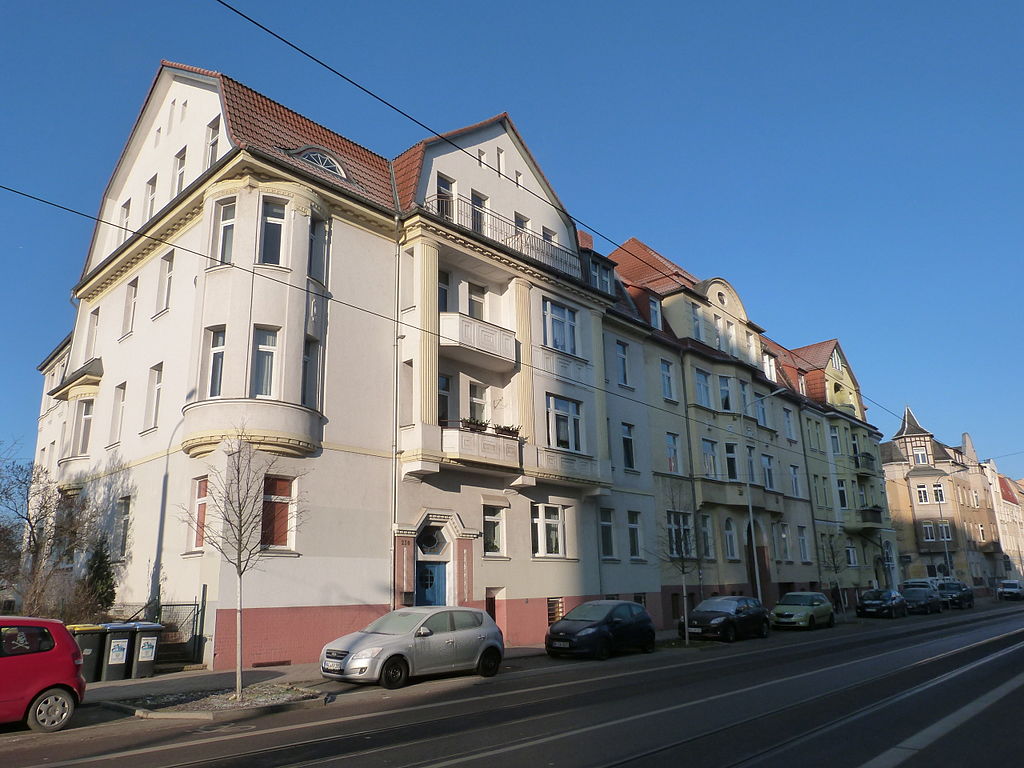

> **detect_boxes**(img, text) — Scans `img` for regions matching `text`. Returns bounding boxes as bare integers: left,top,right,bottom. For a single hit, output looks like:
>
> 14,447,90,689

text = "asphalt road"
6,606,1024,768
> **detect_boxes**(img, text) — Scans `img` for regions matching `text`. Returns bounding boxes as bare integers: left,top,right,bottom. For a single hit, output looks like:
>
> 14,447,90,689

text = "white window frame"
922,522,935,541
724,518,738,559
469,382,488,422
780,523,791,560
725,443,738,480
691,303,703,341
84,308,99,361
615,341,629,386
145,175,158,220
206,116,220,169
798,525,809,561
933,483,945,503
174,147,186,195
845,538,858,567
667,510,683,558
837,479,849,509
660,360,675,400
938,521,952,541
73,399,94,456
700,513,714,560
627,510,643,559
483,505,504,556
301,337,320,409
532,504,565,558
916,484,929,503
214,199,235,265
621,423,636,470
790,465,800,496
913,446,928,464
209,329,225,398
666,432,680,474
259,199,286,265
695,369,712,407
546,394,583,453
718,375,732,411
542,298,577,355
783,408,795,440
649,298,662,330
701,439,717,479
144,364,163,430
109,383,126,445
761,454,775,490
251,328,277,398
157,252,174,312
600,509,615,558
121,279,138,337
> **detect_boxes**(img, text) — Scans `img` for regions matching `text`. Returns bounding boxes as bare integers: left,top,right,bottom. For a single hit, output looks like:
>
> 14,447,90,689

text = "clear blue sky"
2,2,1021,476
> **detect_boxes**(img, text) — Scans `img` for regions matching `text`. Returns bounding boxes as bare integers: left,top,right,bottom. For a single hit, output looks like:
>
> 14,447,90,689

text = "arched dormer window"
301,150,346,178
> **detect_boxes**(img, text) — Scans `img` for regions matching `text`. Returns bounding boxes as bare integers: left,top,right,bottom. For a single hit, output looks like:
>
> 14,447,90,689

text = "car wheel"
641,632,656,653
807,616,816,631
721,624,737,643
827,612,835,628
758,620,770,639
594,640,612,661
546,649,561,659
937,603,943,613
26,688,75,733
888,607,895,619
379,657,409,689
477,648,501,678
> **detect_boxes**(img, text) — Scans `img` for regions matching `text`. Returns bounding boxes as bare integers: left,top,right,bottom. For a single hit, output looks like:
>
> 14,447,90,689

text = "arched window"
724,518,737,559
301,150,345,178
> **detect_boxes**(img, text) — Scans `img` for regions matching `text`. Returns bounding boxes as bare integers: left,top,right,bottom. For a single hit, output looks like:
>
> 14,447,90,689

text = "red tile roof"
1000,476,1019,505
609,237,699,295
789,339,838,371
577,231,594,250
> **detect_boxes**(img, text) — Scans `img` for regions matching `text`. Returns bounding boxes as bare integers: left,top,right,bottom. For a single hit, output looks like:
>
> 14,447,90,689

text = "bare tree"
817,532,849,616
181,434,301,700
649,481,707,646
0,446,100,618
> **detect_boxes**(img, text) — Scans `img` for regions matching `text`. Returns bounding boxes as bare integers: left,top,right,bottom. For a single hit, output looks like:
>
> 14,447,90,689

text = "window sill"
601,557,620,563
543,446,594,459
118,331,133,343
138,426,158,436
530,556,579,563
205,262,232,273
618,383,635,391
254,262,292,274
259,548,301,558
151,307,170,322
630,558,648,564
624,468,641,476
539,344,590,364
726,558,743,563
104,441,120,451
180,550,204,559
483,554,511,561
663,397,679,405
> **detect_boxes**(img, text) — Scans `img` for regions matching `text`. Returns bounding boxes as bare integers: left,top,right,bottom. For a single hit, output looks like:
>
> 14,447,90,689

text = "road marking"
858,666,1024,768
24,622,1024,768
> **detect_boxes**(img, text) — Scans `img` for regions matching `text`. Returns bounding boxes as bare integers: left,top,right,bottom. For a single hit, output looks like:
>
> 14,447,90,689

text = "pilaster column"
512,278,536,441
590,308,609,462
418,240,440,425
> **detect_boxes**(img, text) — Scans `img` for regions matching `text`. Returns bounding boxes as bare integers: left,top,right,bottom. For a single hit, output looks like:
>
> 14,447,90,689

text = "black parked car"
682,596,770,642
856,589,908,618
936,581,975,608
902,587,944,615
546,600,656,660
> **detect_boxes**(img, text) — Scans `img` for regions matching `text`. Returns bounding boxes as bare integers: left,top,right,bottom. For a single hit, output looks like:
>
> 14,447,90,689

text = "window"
477,149,486,167
755,393,768,426
798,374,807,395
145,175,158,220
121,279,138,336
302,151,344,177
725,443,738,480
798,526,809,561
724,518,737,559
261,477,292,548
714,315,723,350
933,484,945,503
913,446,928,464
291,337,314,409
206,117,220,168
214,199,235,264
739,380,749,413
471,191,487,234
701,439,717,479
208,329,225,398
780,523,791,560
73,399,94,455
115,496,130,559
590,261,612,293
700,514,714,559
830,426,841,454
790,466,800,496
837,479,848,509
761,454,775,490
436,374,453,425
615,341,629,385
695,369,712,407
157,252,174,311
259,200,286,265
0,625,55,657
437,270,450,312
546,394,582,452
436,175,454,219
831,349,843,371
145,364,163,429
666,433,680,474
627,511,642,559
194,477,207,548
783,409,795,440
979,523,986,542
763,353,777,382
251,328,277,397
938,521,952,541
174,147,186,195
916,484,929,503
649,299,662,330
532,504,564,557
542,226,557,243
600,509,615,558
495,147,504,175
483,505,504,555
691,303,703,341
725,321,736,355
667,511,683,557
719,376,732,411
845,538,858,567
84,308,99,360
514,170,523,187
922,522,935,541
621,423,636,469
542,298,577,355
110,385,126,444
746,446,756,485
660,360,675,399
468,283,486,320
119,199,131,244
308,216,327,283
469,382,487,421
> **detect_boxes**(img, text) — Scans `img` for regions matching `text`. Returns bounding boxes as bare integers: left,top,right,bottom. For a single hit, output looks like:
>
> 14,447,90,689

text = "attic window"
717,291,727,306
301,151,345,178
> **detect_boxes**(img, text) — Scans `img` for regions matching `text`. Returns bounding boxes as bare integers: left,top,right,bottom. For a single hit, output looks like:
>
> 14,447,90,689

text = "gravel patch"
118,682,318,711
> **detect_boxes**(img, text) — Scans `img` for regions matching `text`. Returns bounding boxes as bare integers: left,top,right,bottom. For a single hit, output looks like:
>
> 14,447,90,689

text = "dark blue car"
545,600,656,660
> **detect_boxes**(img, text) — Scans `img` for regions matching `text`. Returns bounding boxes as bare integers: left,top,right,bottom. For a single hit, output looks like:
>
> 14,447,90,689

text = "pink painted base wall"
212,604,388,670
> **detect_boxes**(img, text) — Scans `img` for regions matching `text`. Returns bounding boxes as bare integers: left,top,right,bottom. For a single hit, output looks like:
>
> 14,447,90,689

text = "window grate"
547,597,564,625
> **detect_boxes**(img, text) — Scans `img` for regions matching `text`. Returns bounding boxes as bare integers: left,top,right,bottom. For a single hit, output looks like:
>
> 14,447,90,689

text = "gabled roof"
609,238,699,296
893,406,932,439
789,339,838,370
1000,476,1019,505
880,442,905,464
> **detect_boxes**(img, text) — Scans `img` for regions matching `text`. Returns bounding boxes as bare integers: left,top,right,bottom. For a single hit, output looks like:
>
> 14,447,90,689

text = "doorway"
415,562,446,606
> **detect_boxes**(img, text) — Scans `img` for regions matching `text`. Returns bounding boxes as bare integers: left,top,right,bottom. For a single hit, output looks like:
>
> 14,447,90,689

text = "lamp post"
932,467,968,580
743,386,786,603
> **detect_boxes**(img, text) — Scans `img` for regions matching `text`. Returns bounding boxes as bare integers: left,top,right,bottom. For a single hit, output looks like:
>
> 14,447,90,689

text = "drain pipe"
389,213,403,610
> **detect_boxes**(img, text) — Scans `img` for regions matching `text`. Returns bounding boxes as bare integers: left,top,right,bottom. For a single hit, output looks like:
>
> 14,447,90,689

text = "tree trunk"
235,572,242,700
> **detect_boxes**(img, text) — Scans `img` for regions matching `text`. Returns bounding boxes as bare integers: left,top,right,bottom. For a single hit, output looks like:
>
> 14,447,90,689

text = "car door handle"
445,639,454,645
476,635,486,640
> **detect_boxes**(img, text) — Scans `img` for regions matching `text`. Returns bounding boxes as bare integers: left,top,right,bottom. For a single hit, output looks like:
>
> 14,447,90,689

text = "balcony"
859,505,884,525
424,195,581,280
534,447,601,485
438,313,516,371
181,398,321,458
844,505,886,532
441,425,521,470
854,452,877,476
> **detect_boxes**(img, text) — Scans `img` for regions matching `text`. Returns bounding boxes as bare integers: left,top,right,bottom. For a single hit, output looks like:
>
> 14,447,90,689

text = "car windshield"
562,603,613,622
861,590,886,600
362,611,427,635
902,588,929,597
937,584,958,591
777,594,817,606
1001,582,1020,588
695,598,739,614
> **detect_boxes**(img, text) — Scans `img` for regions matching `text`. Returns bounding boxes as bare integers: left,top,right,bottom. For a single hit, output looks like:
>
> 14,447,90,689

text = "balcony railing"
438,312,516,371
854,452,877,475
424,195,581,280
859,506,884,525
441,425,521,469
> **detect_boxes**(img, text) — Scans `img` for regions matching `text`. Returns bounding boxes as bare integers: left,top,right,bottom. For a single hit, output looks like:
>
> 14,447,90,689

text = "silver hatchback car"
320,606,504,689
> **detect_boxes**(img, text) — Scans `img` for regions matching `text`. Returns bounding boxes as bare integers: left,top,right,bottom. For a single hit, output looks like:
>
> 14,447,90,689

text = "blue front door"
415,562,446,606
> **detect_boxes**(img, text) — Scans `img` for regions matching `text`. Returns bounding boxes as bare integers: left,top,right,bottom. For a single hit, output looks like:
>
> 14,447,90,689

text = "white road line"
858,667,1024,768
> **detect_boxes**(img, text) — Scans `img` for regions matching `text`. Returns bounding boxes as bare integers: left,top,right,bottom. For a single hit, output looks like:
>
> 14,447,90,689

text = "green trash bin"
66,624,105,683
99,623,134,681
127,622,163,678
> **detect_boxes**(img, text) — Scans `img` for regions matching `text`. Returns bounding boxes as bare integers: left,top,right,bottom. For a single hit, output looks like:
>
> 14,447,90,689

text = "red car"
0,617,86,732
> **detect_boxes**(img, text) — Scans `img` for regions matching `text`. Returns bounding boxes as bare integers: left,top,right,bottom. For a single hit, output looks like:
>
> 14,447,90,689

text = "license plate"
323,660,343,672
552,641,570,648
688,627,702,633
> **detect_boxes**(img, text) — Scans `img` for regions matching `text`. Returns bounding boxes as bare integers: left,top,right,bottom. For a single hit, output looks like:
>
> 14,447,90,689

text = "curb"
99,693,328,721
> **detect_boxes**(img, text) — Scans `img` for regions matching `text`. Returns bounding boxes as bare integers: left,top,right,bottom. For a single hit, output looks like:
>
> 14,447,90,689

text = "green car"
770,592,835,630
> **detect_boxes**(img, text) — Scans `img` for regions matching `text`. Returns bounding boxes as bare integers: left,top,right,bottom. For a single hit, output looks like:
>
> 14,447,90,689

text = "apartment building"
882,409,1002,590
980,463,1024,580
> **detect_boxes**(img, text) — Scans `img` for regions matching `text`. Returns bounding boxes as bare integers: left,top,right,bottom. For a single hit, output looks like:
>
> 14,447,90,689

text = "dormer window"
301,150,345,178
649,298,662,330
831,348,843,371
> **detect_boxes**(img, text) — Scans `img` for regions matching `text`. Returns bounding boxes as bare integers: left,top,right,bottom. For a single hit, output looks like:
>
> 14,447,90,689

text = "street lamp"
743,386,787,603
932,466,969,581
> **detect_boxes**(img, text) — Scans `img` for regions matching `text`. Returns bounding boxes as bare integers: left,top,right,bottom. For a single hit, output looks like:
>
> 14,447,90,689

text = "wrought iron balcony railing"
424,195,581,280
